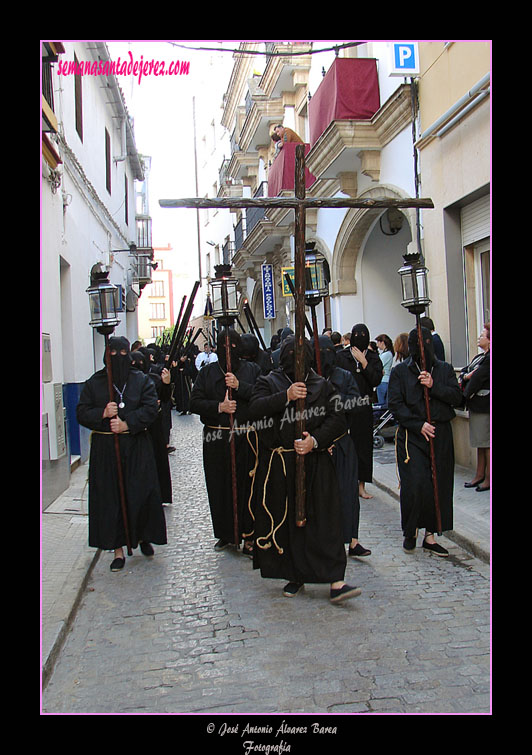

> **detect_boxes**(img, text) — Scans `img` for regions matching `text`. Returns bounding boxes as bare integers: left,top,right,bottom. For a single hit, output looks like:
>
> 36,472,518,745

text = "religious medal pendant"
113,383,126,409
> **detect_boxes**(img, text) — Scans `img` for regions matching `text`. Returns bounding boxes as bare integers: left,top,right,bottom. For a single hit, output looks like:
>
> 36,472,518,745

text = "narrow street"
42,412,490,717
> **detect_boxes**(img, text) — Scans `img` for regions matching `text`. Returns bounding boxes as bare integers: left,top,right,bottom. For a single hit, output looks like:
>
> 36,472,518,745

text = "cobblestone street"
42,413,491,717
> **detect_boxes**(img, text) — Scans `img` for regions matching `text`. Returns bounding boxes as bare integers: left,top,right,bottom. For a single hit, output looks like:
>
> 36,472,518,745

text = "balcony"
136,214,152,249
267,143,316,196
308,57,380,146
306,59,412,187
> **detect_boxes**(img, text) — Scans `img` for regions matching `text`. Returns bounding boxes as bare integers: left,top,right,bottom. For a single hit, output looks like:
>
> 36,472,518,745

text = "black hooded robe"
130,351,173,504
335,324,383,483
189,331,262,545
315,335,363,544
76,344,167,551
387,328,463,536
247,338,347,584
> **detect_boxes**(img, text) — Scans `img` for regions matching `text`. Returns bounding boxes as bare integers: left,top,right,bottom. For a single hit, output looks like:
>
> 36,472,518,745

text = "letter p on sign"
389,42,420,77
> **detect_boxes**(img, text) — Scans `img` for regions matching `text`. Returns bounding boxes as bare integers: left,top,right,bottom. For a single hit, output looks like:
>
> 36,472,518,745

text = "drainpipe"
410,77,424,261
416,72,490,144
114,116,128,164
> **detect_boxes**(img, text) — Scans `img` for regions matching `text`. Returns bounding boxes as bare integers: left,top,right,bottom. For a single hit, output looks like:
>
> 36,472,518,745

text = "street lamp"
397,250,431,315
86,270,121,334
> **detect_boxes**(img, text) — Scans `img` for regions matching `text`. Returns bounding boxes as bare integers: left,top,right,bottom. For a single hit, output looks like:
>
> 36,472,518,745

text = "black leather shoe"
464,477,484,488
403,537,416,552
330,584,361,603
348,543,372,557
422,539,449,557
475,485,490,492
110,557,125,571
140,542,154,557
283,582,304,597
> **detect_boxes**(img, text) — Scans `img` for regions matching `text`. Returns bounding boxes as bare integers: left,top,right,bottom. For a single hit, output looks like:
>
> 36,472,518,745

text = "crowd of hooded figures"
76,318,489,603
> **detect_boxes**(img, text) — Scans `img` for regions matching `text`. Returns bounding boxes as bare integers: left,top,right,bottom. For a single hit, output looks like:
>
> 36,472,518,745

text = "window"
150,280,165,297
105,128,111,194
74,54,83,141
150,303,165,320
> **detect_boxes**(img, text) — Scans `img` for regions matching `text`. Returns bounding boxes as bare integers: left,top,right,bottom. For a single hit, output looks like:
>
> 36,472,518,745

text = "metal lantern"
398,251,431,315
304,253,330,299
86,270,120,334
210,264,239,324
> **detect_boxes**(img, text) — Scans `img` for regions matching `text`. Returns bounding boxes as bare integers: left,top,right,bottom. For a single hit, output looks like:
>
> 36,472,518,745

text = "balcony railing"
136,215,152,249
267,143,315,196
234,217,245,253
246,181,268,235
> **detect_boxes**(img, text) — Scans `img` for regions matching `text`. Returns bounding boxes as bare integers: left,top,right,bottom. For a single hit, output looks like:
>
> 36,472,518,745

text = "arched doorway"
331,185,417,341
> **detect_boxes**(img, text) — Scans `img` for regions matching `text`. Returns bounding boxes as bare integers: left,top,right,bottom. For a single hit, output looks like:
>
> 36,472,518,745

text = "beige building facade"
415,41,490,465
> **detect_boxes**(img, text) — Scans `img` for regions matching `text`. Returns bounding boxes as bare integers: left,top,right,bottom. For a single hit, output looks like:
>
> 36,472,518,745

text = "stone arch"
330,184,416,297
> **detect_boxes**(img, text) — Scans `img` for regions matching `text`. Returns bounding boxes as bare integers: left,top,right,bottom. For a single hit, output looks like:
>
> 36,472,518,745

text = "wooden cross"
161,144,434,528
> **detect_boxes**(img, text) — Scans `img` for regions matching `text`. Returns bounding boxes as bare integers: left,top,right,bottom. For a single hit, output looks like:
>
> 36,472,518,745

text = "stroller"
372,403,397,449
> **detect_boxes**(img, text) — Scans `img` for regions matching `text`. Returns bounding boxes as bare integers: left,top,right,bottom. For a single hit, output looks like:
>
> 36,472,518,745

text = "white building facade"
41,42,151,504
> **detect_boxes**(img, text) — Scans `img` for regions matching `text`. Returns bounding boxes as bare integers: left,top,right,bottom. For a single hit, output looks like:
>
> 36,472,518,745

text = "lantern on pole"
397,250,442,535
397,251,430,315
86,270,121,334
209,263,240,548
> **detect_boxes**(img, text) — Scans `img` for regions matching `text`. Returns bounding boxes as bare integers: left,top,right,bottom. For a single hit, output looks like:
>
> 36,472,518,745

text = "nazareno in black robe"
189,355,262,545
247,364,348,585
130,351,173,504
335,325,383,483
387,352,463,536
76,367,167,550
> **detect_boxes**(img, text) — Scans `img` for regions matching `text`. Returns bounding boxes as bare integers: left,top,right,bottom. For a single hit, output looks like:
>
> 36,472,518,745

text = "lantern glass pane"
102,289,116,319
415,270,428,300
89,291,102,322
400,271,415,303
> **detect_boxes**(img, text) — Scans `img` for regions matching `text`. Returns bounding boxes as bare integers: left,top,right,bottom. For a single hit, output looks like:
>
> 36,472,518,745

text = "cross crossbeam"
160,145,434,528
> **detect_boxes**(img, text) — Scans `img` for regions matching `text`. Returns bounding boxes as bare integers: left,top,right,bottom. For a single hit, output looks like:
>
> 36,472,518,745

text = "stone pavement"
41,413,491,714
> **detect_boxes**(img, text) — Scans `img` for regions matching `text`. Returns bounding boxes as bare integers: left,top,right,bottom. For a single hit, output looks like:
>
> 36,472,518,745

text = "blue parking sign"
390,42,420,76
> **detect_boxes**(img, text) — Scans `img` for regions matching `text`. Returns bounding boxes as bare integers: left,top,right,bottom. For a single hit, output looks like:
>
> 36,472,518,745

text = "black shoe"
329,584,361,603
167,446,176,454
283,582,304,597
140,542,154,557
422,539,449,557
348,543,372,557
110,557,125,572
214,539,230,551
464,477,485,488
403,537,416,552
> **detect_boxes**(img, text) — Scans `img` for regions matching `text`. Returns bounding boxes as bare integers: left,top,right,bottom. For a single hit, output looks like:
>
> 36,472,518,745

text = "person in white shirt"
195,343,218,371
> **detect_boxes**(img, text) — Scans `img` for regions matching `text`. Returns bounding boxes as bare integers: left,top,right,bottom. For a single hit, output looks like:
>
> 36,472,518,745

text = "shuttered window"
461,194,490,247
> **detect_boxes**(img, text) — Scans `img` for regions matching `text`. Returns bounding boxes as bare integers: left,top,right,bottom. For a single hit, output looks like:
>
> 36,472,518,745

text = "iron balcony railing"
245,181,268,235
